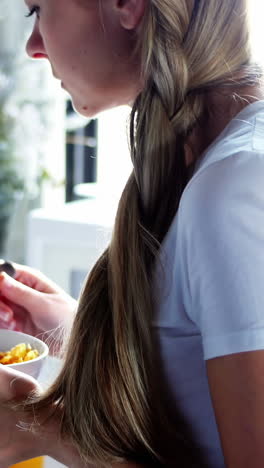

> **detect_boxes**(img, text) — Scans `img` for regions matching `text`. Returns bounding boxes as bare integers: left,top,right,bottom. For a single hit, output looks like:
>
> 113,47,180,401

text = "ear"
116,0,147,30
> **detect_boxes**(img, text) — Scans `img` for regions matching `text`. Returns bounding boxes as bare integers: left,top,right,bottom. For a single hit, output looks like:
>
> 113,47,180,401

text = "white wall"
249,0,264,64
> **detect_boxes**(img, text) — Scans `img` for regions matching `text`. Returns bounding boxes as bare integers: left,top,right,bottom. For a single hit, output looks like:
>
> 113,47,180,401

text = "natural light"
249,0,264,64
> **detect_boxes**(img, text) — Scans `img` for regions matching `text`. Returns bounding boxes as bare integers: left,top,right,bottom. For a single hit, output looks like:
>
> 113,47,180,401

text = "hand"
0,263,78,354
0,365,145,468
0,365,45,467
0,365,86,468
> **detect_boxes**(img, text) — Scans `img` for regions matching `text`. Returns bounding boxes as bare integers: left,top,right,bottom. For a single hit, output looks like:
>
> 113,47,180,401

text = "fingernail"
0,273,9,286
10,377,19,391
0,310,10,322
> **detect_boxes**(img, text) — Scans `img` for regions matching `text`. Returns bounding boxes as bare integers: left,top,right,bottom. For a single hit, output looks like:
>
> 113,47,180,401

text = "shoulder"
179,147,264,236
179,101,264,223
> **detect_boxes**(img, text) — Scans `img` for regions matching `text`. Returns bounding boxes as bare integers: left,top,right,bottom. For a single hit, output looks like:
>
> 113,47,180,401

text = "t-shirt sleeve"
178,150,264,360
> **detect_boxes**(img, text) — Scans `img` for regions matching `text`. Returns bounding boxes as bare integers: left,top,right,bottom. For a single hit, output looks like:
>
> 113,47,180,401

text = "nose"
26,22,48,60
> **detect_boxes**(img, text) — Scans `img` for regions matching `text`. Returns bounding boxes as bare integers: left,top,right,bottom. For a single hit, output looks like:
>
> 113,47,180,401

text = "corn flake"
0,343,39,365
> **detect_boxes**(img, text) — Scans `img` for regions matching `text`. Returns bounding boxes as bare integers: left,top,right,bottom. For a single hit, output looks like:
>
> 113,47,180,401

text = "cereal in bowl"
0,343,39,365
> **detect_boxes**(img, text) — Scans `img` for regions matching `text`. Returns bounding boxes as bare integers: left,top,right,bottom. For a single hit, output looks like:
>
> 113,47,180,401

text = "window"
65,100,98,202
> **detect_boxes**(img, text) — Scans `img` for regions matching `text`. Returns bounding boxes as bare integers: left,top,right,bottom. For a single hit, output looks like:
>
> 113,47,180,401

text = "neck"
185,83,264,168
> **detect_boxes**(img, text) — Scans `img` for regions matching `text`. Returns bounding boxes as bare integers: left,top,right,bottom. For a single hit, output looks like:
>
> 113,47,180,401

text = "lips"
33,53,47,59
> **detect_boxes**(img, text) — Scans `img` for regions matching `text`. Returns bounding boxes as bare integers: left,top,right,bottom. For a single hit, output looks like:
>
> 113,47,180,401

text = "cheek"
65,42,113,90
62,36,105,78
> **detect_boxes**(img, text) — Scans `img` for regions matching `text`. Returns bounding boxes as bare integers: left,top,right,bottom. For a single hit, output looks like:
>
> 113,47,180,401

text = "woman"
0,0,264,466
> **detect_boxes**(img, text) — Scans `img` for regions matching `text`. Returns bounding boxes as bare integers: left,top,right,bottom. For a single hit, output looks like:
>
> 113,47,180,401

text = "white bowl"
0,329,49,379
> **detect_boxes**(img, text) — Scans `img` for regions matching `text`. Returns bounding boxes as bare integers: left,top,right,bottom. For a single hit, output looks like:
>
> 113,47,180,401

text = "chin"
71,94,132,118
71,103,95,118
71,95,108,118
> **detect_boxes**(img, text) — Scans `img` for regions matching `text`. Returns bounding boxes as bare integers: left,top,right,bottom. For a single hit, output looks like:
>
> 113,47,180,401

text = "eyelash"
25,6,40,19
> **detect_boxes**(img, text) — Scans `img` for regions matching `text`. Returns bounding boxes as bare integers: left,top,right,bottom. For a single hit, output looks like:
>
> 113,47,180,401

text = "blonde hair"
20,0,261,466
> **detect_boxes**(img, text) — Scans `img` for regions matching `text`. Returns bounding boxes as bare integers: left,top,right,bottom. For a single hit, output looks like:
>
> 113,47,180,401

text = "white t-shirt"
154,100,264,467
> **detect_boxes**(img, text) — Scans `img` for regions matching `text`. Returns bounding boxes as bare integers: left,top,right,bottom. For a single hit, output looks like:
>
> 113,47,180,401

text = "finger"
0,300,14,323
0,302,39,336
10,374,41,400
0,365,41,401
0,272,43,311
12,263,61,294
0,302,30,332
0,319,17,330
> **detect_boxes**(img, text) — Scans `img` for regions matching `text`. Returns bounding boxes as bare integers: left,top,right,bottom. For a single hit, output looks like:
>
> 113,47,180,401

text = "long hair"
17,0,261,466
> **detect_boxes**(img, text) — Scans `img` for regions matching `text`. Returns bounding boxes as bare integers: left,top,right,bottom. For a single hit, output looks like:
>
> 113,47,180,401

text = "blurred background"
0,0,132,300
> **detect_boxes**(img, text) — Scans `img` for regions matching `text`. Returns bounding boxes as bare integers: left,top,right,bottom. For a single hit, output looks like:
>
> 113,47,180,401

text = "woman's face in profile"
24,0,142,117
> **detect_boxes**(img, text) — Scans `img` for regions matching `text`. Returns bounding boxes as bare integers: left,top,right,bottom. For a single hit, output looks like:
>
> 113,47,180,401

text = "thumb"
0,365,41,402
0,272,42,310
